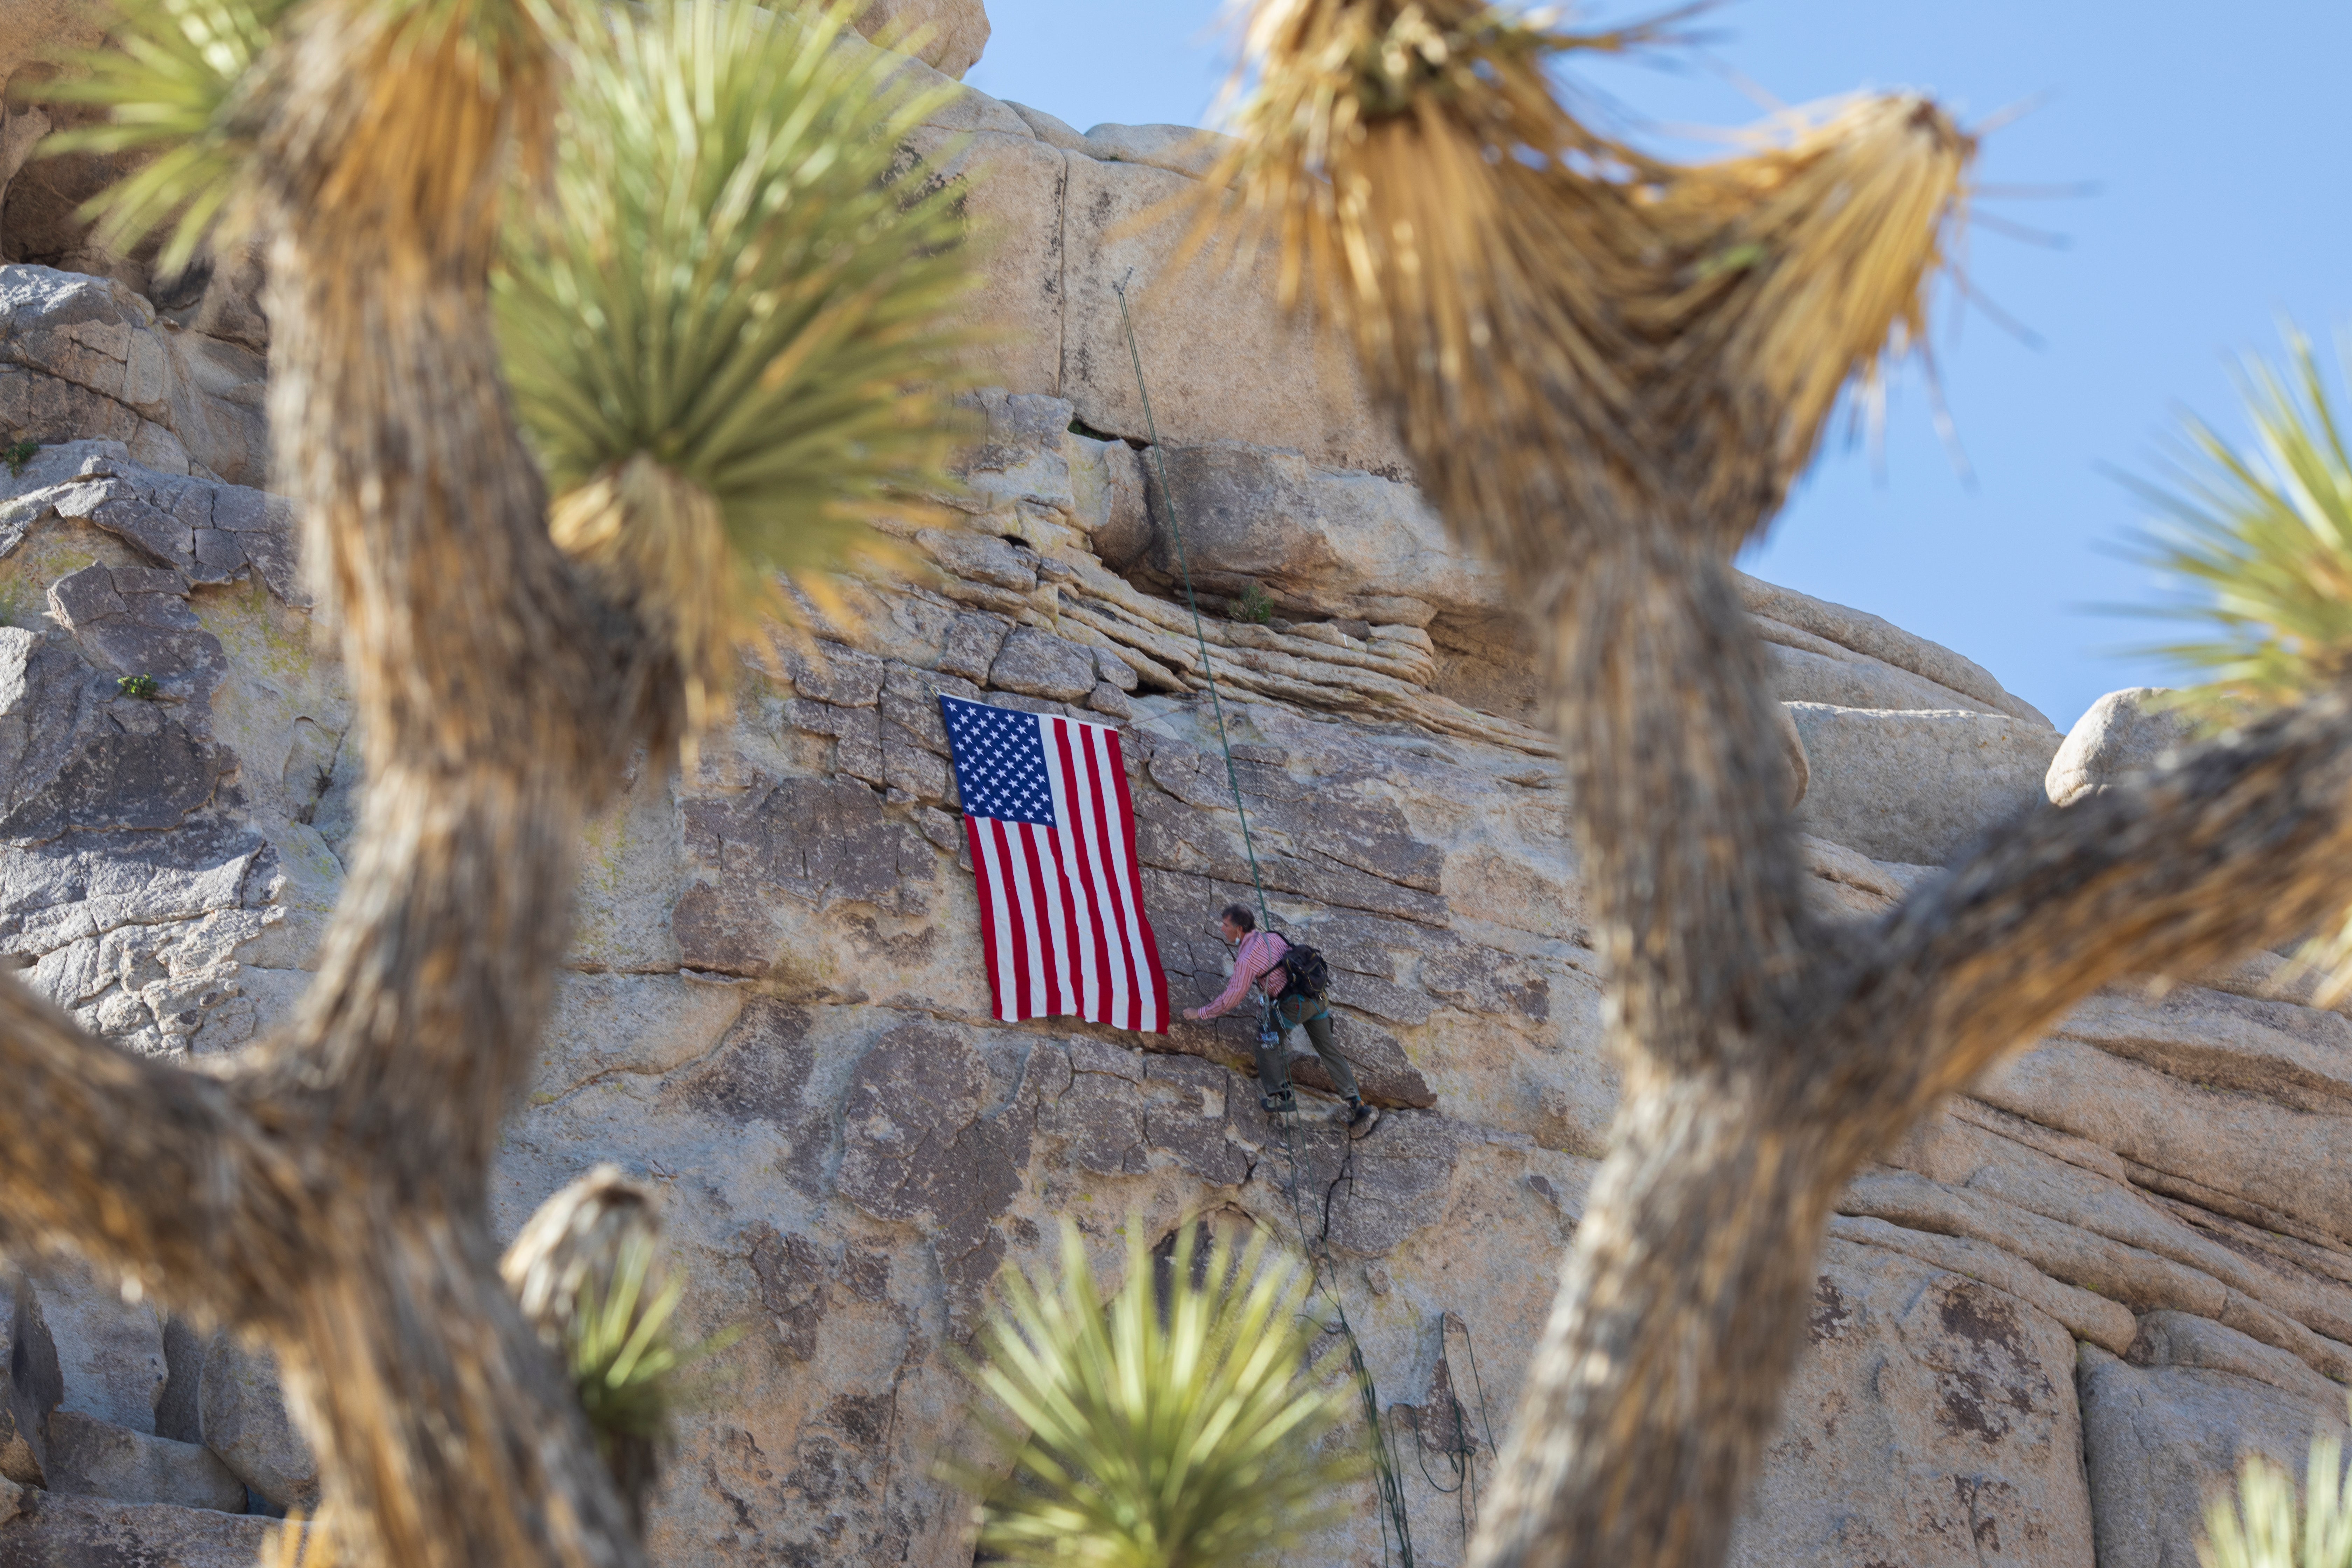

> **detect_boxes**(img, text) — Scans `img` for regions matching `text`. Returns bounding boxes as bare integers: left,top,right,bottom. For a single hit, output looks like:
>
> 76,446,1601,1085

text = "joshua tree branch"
0,983,305,1302
1475,536,2352,1568
1832,688,2352,1131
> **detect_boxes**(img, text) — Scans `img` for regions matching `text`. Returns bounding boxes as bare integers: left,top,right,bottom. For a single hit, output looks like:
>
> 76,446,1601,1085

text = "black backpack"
1274,936,1330,1000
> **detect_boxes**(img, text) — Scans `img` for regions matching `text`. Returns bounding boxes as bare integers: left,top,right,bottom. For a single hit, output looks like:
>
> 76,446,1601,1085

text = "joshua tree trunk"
0,4,651,1564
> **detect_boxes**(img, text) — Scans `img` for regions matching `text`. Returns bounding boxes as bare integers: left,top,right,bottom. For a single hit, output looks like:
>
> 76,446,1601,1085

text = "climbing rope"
1111,273,1273,938
1113,273,1419,1568
1408,1313,1498,1549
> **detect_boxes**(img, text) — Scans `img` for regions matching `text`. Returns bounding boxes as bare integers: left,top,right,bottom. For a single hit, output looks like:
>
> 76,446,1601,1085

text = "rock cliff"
3,16,2350,1568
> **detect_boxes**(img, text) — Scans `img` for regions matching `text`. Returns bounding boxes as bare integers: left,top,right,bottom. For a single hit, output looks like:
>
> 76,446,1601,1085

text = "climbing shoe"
1260,1091,1296,1116
1339,1100,1380,1139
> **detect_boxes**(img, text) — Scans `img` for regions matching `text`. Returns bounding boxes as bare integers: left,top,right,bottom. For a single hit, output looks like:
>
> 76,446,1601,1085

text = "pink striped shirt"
1197,930,1288,1019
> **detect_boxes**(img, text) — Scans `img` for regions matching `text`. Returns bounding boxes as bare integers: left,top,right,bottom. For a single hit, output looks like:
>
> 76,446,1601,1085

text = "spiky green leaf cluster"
2125,330,2352,709
33,0,290,273
951,1221,1362,1568
2200,1418,2352,1568
565,1231,689,1444
563,1230,741,1449
495,0,979,586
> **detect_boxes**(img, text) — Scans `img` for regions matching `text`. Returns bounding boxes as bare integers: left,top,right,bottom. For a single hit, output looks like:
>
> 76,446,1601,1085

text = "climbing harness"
1113,273,1423,1568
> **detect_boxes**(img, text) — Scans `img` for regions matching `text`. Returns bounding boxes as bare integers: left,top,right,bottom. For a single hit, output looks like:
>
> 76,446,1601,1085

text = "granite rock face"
0,267,267,485
0,49,2345,1568
1732,1242,2095,1567
1790,704,2062,866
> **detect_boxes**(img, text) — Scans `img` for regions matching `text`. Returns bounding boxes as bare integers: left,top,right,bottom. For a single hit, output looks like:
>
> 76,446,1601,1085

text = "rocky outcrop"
850,0,988,79
196,1335,317,1512
0,268,268,485
0,41,2344,1568
1790,705,2060,866
2046,686,2202,807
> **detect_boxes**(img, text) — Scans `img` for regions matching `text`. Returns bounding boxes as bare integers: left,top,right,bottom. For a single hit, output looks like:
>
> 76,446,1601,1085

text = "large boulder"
10,1264,166,1437
0,1494,278,1567
196,1333,318,1512
1789,705,2062,866
2047,687,2202,807
43,1412,245,1513
1741,574,2052,729
2079,1337,2347,1568
849,0,988,79
1130,441,1504,630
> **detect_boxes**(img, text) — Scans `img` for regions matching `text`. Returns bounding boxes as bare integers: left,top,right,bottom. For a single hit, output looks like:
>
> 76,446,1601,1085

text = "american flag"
939,694,1169,1034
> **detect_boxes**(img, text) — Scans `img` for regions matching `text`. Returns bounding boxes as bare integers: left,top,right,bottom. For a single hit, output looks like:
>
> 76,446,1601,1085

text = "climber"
1183,904,1379,1136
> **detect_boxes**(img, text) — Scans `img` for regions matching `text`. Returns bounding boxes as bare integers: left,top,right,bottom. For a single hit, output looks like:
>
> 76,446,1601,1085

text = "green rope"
1276,1110,1419,1568
1112,272,1417,1568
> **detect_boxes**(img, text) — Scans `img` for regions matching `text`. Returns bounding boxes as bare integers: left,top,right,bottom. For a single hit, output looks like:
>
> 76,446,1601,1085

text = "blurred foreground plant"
33,0,290,271
2200,1412,2352,1568
2123,330,2352,1001
950,1221,1362,1568
497,0,978,744
2126,330,2352,709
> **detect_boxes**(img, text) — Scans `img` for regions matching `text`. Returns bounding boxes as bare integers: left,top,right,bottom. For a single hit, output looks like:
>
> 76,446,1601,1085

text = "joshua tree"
6,0,971,1562
1194,5,2352,1568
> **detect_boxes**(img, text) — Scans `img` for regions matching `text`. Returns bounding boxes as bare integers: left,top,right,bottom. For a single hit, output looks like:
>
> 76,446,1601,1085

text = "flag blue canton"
940,695,1058,827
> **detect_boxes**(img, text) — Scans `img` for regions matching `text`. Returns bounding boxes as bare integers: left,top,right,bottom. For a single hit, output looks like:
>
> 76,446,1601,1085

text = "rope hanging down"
1111,273,1419,1568
1112,273,1273,937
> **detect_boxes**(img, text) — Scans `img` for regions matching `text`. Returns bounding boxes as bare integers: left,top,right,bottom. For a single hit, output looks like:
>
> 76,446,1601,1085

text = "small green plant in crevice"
3,439,36,477
117,674,160,700
1229,582,1277,625
946,1220,1361,1568
2199,1405,2352,1567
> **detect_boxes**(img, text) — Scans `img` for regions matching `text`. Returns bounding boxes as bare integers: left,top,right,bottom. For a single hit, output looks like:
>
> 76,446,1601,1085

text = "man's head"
1218,903,1255,943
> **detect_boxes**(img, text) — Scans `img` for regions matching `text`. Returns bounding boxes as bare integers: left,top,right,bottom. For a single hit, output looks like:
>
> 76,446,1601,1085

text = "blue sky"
967,1,2352,731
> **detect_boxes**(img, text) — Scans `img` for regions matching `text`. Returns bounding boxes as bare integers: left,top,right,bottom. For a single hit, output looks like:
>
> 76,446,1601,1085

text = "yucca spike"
498,0,981,758
947,1216,1360,1568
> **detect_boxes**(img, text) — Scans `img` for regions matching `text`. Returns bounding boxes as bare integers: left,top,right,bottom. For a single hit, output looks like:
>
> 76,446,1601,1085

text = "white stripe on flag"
1031,725,1078,1017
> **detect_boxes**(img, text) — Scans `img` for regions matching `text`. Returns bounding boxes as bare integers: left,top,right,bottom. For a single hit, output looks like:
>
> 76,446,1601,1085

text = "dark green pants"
1253,994,1360,1104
